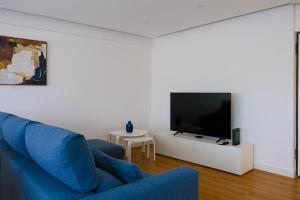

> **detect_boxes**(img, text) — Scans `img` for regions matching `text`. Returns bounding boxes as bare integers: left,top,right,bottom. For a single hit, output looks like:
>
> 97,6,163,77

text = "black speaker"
232,128,240,146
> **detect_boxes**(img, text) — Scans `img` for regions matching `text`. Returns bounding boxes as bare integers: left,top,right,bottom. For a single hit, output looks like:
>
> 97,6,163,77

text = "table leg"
127,141,132,163
147,141,150,159
116,136,120,145
124,141,128,158
153,139,156,161
142,142,145,152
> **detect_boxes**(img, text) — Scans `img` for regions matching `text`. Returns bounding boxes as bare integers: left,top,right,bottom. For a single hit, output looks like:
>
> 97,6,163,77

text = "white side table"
123,136,156,163
109,130,148,145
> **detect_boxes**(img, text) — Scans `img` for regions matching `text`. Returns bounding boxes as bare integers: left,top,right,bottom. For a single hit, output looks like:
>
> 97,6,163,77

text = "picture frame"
0,35,47,85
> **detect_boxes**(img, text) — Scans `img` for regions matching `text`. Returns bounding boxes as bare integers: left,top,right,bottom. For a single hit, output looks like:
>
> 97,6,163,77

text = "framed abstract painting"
0,35,47,85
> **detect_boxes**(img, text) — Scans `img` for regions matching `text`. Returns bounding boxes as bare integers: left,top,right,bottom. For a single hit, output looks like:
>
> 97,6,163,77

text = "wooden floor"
131,148,300,200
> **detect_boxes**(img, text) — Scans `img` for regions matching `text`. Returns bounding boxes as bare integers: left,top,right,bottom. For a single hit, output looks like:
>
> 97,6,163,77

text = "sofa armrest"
80,167,198,200
87,139,125,159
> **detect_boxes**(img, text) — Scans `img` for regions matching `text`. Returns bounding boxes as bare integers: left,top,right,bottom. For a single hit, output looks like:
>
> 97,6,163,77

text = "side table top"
110,129,148,137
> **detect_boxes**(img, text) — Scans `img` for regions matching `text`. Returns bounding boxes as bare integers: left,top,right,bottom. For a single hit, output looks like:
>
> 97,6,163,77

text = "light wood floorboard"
131,147,300,200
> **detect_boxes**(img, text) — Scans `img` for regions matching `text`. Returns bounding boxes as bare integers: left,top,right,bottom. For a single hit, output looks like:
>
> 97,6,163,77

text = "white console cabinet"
154,131,253,175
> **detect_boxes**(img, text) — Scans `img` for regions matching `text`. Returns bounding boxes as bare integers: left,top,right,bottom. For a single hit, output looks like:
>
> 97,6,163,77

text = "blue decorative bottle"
126,121,133,133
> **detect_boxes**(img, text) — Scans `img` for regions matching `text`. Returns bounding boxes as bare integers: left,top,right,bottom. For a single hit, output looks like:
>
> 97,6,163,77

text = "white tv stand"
154,131,253,175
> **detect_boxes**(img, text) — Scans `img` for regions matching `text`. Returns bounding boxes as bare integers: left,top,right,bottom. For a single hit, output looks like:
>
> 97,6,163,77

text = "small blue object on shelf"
126,121,133,133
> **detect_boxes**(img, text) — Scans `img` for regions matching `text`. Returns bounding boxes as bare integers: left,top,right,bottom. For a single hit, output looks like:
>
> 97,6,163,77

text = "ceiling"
0,0,299,38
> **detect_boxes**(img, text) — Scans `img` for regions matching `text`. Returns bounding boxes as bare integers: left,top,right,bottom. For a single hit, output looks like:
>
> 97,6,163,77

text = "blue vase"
126,121,133,133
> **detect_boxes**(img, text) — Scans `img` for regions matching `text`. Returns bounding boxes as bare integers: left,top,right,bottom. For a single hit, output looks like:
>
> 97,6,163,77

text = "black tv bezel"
170,92,232,139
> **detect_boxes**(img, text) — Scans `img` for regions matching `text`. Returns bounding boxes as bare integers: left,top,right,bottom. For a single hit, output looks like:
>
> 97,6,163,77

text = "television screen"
171,93,231,139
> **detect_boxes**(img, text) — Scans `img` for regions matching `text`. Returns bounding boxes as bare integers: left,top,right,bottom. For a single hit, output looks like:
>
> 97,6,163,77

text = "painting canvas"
0,36,47,85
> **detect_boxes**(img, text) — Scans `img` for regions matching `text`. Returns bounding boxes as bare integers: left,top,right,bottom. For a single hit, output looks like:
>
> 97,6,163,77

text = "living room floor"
132,148,300,200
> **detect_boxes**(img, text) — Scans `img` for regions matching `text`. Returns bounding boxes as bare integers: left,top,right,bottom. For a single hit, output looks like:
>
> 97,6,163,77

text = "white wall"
0,5,297,178
294,4,300,31
151,5,296,177
0,9,152,140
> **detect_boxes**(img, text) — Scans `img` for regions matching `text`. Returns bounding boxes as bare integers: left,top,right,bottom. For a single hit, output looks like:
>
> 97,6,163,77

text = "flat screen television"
171,93,231,139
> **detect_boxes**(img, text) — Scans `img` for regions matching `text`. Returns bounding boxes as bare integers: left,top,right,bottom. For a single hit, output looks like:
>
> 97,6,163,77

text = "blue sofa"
0,112,198,200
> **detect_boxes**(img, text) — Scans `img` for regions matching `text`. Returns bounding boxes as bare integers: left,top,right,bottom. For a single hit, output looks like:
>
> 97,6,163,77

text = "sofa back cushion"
25,122,98,193
2,115,32,159
0,112,13,139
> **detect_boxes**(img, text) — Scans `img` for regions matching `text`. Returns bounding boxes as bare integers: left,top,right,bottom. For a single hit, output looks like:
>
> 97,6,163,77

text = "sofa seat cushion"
1,151,92,200
87,139,125,159
2,115,32,159
141,171,152,178
25,122,99,193
95,168,123,193
92,150,143,184
0,112,13,138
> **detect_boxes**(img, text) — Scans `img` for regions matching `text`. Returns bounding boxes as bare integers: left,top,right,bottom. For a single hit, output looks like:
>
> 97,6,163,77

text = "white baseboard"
254,162,295,178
